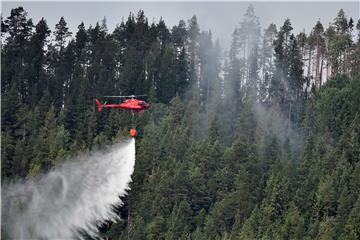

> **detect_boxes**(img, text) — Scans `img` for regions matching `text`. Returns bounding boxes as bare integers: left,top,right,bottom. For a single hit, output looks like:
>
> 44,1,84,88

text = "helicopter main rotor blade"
103,95,147,98
103,96,128,98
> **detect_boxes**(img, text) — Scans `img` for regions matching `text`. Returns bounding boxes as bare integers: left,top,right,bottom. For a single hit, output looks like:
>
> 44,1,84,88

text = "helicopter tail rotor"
95,99,103,112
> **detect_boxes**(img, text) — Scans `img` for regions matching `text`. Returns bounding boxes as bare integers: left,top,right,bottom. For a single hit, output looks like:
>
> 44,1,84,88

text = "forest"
1,5,360,239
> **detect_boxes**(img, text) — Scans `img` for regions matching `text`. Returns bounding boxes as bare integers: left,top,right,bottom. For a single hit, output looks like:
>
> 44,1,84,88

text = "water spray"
2,138,136,239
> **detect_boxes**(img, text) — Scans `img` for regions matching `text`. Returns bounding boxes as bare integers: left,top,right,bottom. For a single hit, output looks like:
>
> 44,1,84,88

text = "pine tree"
28,18,51,105
54,16,72,52
349,19,360,78
271,18,293,106
281,204,305,239
165,201,192,239
340,196,360,240
171,20,187,48
310,21,326,88
208,115,220,144
1,131,16,179
2,7,33,98
316,216,335,240
260,23,277,103
188,15,200,100
146,215,166,240
12,139,28,178
327,9,352,75
32,106,57,172
174,46,189,99
240,5,261,98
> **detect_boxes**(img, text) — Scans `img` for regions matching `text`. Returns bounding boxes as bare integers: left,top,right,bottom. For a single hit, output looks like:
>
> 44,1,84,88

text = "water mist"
2,138,136,239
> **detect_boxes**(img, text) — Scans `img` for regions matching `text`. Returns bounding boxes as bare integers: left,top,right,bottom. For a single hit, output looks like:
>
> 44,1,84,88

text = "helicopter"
95,95,150,112
95,95,150,137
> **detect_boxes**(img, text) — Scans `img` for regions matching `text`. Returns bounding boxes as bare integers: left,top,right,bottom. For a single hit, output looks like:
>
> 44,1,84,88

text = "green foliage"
1,6,360,240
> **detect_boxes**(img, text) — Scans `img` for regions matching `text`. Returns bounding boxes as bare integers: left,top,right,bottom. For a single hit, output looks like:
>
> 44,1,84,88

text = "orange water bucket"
129,128,137,137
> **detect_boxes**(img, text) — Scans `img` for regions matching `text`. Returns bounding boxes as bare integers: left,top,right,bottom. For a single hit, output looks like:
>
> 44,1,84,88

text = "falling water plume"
2,138,136,239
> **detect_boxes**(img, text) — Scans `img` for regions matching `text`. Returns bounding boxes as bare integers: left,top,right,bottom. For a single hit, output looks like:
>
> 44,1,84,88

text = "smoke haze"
2,2,358,49
2,138,135,239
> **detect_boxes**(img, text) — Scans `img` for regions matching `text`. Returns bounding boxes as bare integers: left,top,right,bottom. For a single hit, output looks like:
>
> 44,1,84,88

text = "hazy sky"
2,1,359,49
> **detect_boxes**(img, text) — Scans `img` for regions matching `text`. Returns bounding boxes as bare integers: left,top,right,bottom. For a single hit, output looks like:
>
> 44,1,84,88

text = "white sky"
1,1,359,49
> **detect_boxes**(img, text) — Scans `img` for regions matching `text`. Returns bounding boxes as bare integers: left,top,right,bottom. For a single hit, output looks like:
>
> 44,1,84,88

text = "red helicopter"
95,95,150,137
95,95,150,112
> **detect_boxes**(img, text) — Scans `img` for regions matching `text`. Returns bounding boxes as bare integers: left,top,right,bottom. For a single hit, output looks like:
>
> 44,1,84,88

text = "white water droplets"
2,138,135,239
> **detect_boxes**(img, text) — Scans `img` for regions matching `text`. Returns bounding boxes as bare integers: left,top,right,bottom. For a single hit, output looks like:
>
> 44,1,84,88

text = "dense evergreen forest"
2,5,360,239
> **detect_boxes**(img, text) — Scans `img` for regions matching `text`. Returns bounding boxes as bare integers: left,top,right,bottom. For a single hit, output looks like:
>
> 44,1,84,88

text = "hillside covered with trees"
1,5,360,239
